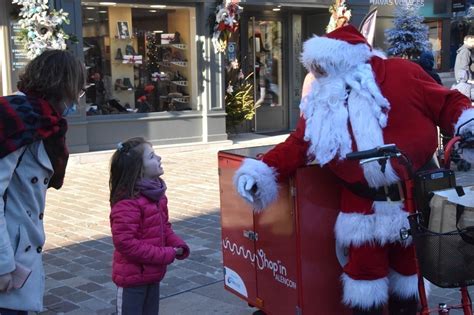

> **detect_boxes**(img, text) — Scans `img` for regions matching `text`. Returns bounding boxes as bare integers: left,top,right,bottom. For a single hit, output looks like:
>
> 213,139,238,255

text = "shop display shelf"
170,61,188,67
171,80,188,86
171,44,187,50
171,97,190,103
157,44,187,50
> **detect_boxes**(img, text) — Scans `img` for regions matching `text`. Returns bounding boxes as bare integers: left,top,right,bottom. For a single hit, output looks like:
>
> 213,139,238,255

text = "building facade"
0,0,373,152
371,0,454,71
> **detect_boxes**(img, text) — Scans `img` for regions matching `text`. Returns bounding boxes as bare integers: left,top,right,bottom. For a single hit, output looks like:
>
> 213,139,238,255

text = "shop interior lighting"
86,6,96,10
99,2,117,5
99,10,107,13
272,7,281,11
149,9,157,12
153,30,163,33
150,5,167,8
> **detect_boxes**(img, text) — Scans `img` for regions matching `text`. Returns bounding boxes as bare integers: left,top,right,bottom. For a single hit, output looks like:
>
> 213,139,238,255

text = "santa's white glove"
455,109,474,163
237,174,256,204
233,158,279,212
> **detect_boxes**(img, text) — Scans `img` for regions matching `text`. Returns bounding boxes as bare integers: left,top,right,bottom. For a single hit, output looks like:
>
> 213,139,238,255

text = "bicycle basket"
408,186,474,288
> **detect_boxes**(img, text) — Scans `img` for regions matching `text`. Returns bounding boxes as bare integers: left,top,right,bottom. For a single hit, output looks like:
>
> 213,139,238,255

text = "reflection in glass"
248,20,282,107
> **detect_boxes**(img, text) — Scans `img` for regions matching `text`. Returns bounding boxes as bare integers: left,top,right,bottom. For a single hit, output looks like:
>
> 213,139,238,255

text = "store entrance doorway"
243,15,287,132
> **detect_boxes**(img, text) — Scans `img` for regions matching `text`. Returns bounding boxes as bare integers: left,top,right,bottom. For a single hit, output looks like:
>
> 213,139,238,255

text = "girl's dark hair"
109,137,150,206
17,49,86,112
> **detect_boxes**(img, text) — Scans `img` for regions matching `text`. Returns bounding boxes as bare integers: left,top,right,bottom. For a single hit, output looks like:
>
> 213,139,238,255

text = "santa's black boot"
352,306,384,315
388,295,418,315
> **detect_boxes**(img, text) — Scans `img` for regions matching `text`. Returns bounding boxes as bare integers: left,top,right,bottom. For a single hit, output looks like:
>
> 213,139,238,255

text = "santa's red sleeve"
234,74,314,210
414,66,473,136
261,117,310,180
233,117,310,210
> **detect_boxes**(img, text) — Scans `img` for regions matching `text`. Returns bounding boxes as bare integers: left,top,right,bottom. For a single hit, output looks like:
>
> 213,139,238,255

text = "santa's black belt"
343,181,405,202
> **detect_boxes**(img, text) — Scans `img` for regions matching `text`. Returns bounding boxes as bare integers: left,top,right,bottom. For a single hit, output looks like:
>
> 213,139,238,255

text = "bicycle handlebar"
346,144,400,161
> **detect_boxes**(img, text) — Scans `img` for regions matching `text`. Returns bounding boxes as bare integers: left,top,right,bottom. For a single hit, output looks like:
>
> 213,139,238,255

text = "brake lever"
360,157,386,165
359,153,401,165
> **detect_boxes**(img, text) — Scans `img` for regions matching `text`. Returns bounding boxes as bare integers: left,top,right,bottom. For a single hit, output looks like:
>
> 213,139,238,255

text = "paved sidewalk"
38,132,474,314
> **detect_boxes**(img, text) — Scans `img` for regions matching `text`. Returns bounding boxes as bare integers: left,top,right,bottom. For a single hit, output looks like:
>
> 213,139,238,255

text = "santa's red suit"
234,25,474,314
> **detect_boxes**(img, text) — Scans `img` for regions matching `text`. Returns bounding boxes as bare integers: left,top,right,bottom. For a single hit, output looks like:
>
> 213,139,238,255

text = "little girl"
109,137,190,315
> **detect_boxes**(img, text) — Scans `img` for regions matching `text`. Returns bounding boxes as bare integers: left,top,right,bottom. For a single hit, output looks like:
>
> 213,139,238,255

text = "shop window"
425,20,442,70
81,3,196,116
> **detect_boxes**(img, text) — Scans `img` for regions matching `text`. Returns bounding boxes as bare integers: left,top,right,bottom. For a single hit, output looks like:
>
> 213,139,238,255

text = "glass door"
247,17,286,132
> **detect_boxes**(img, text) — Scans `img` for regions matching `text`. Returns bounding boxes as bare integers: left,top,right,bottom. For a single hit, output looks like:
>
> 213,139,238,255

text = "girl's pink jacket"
110,195,189,287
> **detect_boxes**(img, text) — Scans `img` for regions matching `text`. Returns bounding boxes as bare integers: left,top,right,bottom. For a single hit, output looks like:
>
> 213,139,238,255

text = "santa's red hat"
300,24,374,74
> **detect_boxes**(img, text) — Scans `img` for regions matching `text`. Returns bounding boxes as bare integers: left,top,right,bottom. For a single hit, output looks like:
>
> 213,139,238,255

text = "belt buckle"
383,182,405,202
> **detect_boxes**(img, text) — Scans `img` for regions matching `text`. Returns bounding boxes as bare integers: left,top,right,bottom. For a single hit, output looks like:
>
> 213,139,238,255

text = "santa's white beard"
301,64,399,187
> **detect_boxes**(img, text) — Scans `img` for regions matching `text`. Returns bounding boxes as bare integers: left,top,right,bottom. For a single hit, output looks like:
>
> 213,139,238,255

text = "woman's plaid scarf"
0,94,68,189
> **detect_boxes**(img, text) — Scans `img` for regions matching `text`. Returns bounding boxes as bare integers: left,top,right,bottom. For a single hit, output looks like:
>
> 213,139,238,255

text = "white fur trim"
388,270,431,300
454,107,474,135
341,273,389,309
233,158,278,212
388,270,418,300
335,202,411,247
455,108,474,163
335,212,376,248
373,201,411,246
301,36,373,75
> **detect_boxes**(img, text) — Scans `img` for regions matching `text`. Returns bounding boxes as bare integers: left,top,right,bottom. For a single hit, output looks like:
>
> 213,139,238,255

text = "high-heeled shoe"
115,48,123,60
170,31,181,44
172,71,187,81
123,78,134,90
114,79,128,91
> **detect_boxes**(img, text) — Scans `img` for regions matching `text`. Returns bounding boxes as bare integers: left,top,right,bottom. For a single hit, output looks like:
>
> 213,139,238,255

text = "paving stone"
188,274,219,285
46,257,70,267
76,282,104,293
63,290,94,303
77,297,115,311
48,285,77,296
87,275,111,284
61,262,85,273
46,300,80,313
48,271,76,281
43,294,62,306
72,256,97,265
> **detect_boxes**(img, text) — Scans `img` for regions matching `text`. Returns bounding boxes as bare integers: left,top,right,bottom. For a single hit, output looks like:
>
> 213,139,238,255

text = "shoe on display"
115,48,124,60
173,71,186,81
171,51,187,62
162,48,172,61
122,78,134,90
114,79,128,91
125,44,137,56
170,31,181,44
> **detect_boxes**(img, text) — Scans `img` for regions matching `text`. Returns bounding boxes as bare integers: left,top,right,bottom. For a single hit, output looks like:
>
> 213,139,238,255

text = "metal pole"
251,16,257,132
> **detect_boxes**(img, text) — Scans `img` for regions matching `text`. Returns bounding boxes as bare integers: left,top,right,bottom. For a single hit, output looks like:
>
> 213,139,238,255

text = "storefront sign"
369,0,424,5
227,42,237,61
10,20,29,72
222,237,297,290
452,0,467,12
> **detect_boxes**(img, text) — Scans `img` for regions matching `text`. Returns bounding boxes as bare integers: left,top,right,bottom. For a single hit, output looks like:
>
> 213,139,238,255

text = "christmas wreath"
211,0,243,53
13,0,73,59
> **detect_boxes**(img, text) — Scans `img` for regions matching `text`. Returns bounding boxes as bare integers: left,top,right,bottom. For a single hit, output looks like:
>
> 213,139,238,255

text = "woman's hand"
0,273,13,293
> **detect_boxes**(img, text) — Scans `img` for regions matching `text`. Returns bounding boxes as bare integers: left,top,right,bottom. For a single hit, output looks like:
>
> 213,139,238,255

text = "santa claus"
234,25,474,315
